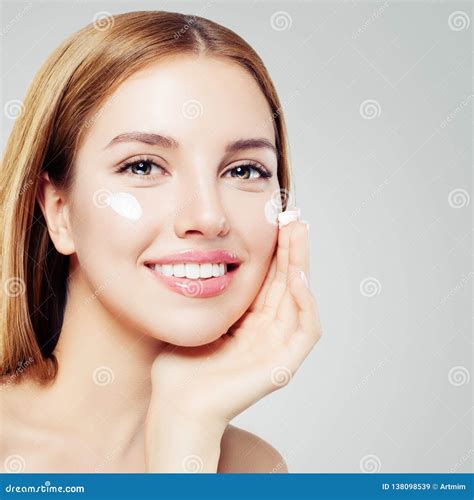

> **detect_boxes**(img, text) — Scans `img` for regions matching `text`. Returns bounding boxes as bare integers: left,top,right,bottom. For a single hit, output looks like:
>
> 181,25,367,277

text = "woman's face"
66,55,281,346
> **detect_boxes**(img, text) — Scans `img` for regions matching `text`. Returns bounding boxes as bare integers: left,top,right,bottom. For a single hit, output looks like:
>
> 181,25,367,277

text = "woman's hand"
145,209,322,471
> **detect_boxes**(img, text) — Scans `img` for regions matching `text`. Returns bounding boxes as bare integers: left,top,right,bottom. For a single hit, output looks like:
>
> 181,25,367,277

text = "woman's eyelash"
114,157,273,180
114,157,164,178
225,162,272,180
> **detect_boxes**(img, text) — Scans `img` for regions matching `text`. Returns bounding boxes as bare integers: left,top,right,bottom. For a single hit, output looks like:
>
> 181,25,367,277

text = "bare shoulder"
218,424,288,473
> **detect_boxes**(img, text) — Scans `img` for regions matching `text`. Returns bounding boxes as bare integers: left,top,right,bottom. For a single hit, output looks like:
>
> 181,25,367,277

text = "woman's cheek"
229,191,279,269
72,190,146,271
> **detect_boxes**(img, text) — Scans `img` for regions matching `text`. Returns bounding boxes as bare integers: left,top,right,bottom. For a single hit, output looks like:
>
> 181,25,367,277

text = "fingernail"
278,208,301,228
300,220,310,231
299,270,309,288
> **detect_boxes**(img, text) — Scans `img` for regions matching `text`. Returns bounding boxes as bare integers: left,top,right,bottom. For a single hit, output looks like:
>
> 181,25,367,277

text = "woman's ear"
37,171,75,256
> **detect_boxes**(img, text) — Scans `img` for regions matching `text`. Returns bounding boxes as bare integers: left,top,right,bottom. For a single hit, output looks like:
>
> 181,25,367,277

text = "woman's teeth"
151,263,228,279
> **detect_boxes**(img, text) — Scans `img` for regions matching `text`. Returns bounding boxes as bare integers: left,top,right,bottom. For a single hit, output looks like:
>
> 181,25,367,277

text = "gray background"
1,0,472,473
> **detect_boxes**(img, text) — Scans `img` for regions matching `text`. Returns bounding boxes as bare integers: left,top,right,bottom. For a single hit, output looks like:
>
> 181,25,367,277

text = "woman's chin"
144,322,230,348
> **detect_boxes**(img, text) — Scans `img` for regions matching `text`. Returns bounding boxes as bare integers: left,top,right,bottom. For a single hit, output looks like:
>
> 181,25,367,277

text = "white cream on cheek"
105,192,143,221
264,196,283,225
264,190,295,225
101,191,281,225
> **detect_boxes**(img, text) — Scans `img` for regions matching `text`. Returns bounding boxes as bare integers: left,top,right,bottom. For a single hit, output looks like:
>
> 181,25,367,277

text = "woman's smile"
145,262,241,298
143,248,242,298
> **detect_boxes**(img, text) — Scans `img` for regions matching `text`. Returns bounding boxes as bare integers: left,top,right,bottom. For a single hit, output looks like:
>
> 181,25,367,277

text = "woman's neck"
20,266,166,455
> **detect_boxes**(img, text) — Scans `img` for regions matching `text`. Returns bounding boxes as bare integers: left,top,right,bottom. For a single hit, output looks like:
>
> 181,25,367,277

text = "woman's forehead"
85,55,275,148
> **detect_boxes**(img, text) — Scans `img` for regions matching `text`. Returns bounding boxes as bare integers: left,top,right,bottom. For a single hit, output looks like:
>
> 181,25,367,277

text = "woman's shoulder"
218,424,288,473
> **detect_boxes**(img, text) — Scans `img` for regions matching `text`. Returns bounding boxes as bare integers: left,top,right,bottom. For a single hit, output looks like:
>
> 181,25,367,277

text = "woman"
0,10,322,473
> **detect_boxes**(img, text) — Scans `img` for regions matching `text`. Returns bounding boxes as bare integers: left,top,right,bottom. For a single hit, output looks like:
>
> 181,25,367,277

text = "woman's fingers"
248,250,277,313
275,221,307,335
288,221,310,284
281,222,321,368
261,210,299,317
286,271,322,366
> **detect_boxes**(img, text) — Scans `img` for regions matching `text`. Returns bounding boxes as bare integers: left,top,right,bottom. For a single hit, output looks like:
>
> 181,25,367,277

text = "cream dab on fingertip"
277,208,300,227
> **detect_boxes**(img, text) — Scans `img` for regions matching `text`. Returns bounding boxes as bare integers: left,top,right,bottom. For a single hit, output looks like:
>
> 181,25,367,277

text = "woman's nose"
173,179,229,239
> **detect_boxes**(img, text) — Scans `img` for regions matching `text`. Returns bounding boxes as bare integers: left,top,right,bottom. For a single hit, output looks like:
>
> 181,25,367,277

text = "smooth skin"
0,217,319,473
0,55,322,472
145,218,321,471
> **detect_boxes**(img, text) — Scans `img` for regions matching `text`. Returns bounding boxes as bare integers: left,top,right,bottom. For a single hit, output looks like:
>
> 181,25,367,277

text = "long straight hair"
0,10,293,384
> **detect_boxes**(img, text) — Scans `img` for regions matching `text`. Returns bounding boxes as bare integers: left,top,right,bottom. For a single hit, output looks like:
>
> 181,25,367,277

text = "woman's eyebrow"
103,132,277,156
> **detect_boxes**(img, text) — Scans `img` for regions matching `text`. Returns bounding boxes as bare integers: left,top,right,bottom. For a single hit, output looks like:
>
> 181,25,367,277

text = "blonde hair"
0,10,293,384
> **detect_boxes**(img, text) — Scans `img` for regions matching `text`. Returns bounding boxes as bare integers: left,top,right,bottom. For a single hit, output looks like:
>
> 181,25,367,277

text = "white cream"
105,192,142,221
278,208,300,227
264,198,282,225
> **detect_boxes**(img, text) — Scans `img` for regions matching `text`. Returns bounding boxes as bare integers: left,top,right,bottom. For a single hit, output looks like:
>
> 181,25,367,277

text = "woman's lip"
145,264,239,298
144,249,241,266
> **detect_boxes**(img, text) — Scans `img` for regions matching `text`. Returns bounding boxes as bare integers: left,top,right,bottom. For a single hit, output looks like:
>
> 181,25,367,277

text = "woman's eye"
116,158,165,178
115,159,272,181
225,163,272,180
